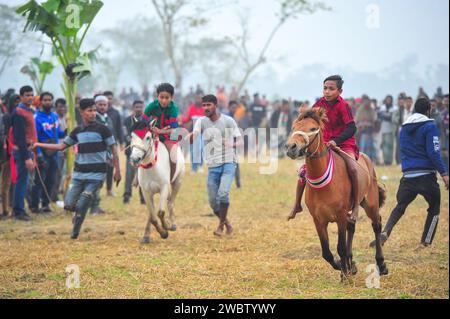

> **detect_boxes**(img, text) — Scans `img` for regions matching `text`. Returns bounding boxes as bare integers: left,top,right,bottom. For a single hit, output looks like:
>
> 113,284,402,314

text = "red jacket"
184,104,205,124
313,96,358,154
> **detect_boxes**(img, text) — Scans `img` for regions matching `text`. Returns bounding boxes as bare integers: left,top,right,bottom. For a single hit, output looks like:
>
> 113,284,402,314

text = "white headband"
95,95,108,103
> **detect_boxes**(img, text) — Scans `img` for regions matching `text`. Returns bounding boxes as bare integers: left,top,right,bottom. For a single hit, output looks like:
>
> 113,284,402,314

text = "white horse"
129,120,185,244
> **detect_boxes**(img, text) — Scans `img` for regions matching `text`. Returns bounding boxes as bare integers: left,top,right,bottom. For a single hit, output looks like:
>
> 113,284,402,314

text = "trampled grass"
0,157,448,299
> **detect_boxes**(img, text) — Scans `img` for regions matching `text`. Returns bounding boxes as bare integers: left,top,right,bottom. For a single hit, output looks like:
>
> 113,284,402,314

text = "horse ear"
314,106,326,120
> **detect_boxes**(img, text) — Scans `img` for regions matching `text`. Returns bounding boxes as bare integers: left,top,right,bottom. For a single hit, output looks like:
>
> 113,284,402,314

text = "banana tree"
17,0,103,190
21,56,55,95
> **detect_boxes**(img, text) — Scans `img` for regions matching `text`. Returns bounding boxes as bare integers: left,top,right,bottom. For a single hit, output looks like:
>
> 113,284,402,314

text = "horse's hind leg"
346,221,358,275
168,177,182,232
371,214,389,276
362,196,389,276
314,219,341,271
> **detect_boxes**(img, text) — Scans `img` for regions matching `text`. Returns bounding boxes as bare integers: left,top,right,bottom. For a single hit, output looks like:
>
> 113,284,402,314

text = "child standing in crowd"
144,83,180,182
33,99,121,239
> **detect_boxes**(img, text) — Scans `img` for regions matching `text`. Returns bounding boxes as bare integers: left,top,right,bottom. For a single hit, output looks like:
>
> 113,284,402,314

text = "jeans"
124,156,145,202
106,164,114,192
207,163,237,215
360,133,376,163
31,154,59,209
191,135,204,172
51,153,66,201
12,150,32,216
64,179,104,237
381,133,394,165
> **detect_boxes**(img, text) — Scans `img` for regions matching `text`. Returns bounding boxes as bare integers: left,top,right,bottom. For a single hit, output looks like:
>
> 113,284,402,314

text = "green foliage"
16,0,103,70
17,0,103,191
20,56,55,94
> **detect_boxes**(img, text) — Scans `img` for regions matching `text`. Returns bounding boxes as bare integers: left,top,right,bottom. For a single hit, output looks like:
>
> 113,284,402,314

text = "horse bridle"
290,128,328,159
131,132,156,163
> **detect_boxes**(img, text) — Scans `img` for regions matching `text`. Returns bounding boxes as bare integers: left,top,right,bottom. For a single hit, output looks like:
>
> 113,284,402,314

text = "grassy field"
0,157,448,299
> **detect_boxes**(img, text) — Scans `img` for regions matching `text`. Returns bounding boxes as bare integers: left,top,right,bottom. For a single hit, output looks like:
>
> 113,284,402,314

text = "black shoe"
140,198,146,205
123,196,130,204
70,233,79,240
42,206,53,214
14,214,32,222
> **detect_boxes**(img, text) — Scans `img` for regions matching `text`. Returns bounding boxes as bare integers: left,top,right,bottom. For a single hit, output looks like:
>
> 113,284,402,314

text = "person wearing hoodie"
30,92,66,214
371,98,449,248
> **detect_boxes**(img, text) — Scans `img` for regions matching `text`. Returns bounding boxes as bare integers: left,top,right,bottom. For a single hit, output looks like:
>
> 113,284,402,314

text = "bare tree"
0,4,28,78
193,38,237,92
150,0,231,92
231,0,330,95
102,16,167,88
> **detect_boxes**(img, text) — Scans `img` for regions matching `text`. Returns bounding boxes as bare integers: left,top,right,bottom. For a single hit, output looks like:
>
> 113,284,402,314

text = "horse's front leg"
141,191,154,244
337,219,351,282
313,218,341,271
347,221,358,275
158,185,172,232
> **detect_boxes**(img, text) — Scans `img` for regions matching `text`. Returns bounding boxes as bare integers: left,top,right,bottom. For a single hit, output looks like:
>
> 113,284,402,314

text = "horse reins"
291,127,374,179
130,133,159,169
291,129,327,159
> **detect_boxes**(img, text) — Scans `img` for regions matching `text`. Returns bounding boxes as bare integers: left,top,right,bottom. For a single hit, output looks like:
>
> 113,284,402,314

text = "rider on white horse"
129,119,185,244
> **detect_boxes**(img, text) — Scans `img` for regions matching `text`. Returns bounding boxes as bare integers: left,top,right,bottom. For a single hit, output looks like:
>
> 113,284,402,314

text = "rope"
33,161,60,213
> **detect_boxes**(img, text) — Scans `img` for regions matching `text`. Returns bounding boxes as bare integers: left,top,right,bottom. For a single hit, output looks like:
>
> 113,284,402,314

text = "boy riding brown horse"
288,75,362,224
286,75,388,280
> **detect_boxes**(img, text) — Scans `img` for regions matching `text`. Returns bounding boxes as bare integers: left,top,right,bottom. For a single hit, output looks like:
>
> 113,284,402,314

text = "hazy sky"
1,0,449,97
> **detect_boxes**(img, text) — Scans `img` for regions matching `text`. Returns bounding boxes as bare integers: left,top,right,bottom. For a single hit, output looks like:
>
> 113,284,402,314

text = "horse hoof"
379,263,389,276
170,224,177,232
351,262,358,276
340,273,352,283
333,260,342,271
140,237,151,245
160,232,169,240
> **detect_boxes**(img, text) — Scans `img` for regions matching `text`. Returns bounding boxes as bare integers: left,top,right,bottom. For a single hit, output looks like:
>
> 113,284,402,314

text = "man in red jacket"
184,94,205,173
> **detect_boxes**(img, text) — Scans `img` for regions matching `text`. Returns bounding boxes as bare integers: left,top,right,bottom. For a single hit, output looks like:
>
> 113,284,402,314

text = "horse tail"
378,184,387,208
364,153,387,209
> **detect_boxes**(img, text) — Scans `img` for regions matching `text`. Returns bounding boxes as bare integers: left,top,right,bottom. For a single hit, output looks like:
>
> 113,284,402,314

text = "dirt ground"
0,158,448,299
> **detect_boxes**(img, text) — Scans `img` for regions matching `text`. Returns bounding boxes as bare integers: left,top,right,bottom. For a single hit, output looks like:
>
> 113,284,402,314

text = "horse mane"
131,120,148,133
295,108,328,129
131,120,151,139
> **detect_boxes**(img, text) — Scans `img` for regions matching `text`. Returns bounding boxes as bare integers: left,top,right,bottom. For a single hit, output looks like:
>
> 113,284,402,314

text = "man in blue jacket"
372,98,449,248
30,92,66,214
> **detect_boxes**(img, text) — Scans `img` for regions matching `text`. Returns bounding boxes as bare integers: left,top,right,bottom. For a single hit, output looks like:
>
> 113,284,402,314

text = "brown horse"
286,107,389,280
